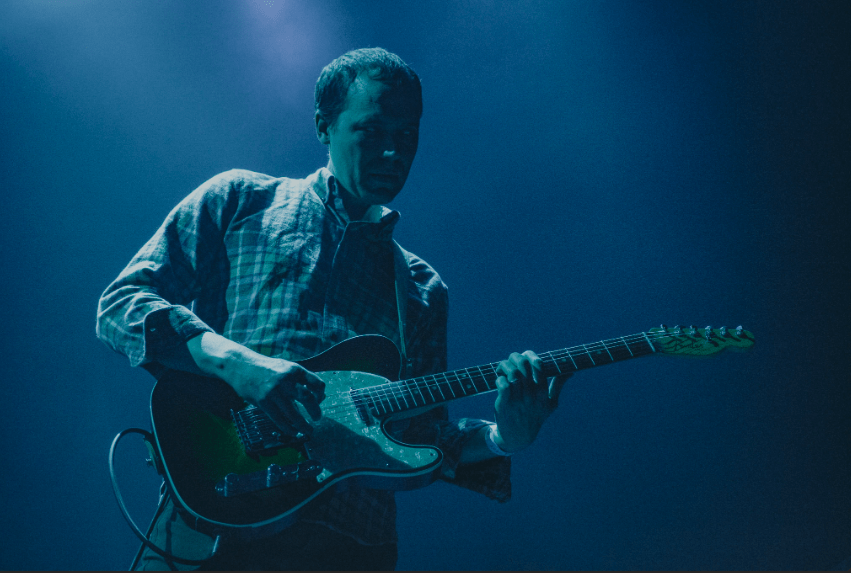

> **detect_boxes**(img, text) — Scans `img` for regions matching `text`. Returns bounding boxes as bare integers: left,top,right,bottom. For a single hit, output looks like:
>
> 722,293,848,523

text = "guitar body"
150,335,442,538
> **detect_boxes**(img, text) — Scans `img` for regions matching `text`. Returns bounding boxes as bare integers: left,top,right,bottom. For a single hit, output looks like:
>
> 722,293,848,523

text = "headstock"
649,325,755,357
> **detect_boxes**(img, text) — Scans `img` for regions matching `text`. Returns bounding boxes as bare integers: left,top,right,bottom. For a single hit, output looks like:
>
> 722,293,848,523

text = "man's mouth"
368,173,401,188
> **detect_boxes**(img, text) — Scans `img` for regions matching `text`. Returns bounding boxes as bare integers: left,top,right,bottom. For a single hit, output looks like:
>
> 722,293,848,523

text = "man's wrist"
485,423,516,457
187,332,254,380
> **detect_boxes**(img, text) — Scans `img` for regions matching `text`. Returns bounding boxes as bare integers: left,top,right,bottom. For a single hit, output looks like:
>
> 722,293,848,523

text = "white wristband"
484,424,514,457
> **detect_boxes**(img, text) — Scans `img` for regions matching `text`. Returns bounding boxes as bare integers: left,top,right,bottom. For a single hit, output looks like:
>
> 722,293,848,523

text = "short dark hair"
314,47,422,127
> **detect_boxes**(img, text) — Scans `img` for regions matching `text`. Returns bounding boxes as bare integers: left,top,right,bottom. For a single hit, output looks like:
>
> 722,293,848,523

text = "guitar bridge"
232,406,307,454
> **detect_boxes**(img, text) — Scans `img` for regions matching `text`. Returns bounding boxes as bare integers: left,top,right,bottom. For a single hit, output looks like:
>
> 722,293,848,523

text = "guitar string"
339,329,709,410
255,329,730,427
243,329,735,426
238,330,743,437
276,327,741,431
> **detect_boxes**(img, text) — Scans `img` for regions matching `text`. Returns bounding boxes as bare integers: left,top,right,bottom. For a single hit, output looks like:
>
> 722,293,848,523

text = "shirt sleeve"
401,409,512,503
396,263,512,502
95,171,239,373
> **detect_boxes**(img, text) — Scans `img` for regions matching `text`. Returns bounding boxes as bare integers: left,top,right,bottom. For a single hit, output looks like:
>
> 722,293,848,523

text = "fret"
620,336,634,357
460,370,473,393
394,382,410,409
468,368,485,393
382,392,394,414
402,380,415,406
379,385,399,412
484,365,495,389
587,342,619,366
446,373,460,396
432,374,448,401
446,371,464,397
461,369,475,394
368,391,384,416
550,355,563,374
384,388,399,413
419,377,436,404
566,350,578,370
393,385,405,410
370,389,390,416
405,380,424,407
487,363,500,389
571,348,595,370
600,340,614,361
606,338,633,362
416,378,437,404
404,380,420,407
583,344,596,366
450,371,465,396
440,373,457,399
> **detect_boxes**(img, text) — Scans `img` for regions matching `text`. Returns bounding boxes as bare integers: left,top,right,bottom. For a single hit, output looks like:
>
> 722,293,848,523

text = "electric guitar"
149,324,754,538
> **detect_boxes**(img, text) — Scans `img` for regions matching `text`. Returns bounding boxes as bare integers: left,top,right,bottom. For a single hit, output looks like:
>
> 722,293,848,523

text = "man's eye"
397,129,418,141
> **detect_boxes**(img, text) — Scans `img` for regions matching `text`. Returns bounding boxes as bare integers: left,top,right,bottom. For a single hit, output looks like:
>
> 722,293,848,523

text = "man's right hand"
186,332,325,437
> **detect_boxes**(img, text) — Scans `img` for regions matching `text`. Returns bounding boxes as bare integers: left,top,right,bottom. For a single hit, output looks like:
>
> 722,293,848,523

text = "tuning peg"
660,324,667,331
673,325,682,334
719,326,727,337
705,326,712,340
688,325,697,335
736,325,743,337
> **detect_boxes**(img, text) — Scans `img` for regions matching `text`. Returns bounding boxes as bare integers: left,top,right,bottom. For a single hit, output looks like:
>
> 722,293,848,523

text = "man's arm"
182,332,325,437
97,172,324,437
96,172,234,370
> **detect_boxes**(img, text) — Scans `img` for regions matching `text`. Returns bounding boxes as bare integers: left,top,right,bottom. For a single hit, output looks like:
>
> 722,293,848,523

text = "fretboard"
353,331,659,418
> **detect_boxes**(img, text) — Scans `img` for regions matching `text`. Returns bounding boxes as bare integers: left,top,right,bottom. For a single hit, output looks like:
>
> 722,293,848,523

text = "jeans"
132,493,397,571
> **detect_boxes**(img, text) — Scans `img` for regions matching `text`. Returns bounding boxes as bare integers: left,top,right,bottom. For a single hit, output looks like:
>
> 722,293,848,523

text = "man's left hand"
493,351,572,454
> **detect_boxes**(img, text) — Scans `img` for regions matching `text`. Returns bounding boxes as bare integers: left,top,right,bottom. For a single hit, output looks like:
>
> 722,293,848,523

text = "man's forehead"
344,75,420,117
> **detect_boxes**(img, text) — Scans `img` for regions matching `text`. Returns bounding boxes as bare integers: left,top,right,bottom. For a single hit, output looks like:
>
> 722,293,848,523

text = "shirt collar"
313,167,398,227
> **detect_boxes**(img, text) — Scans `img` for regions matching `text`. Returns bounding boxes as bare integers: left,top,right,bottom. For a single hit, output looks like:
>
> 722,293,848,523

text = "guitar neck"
353,331,659,418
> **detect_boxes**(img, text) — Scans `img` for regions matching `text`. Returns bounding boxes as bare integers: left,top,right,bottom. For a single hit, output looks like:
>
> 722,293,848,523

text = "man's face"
317,75,420,213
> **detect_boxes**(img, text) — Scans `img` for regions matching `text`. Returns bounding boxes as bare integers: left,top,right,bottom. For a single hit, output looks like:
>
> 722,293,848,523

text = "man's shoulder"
396,243,449,297
190,168,324,214
203,169,289,195
203,167,327,192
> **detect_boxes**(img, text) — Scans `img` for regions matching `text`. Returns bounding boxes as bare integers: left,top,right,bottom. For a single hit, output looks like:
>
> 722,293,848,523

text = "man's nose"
380,132,397,157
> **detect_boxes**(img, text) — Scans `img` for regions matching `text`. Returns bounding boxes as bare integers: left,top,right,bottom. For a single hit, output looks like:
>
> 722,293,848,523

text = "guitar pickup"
215,461,324,497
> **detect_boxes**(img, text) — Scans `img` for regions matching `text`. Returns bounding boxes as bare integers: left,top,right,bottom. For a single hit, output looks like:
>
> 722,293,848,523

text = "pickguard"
305,371,439,481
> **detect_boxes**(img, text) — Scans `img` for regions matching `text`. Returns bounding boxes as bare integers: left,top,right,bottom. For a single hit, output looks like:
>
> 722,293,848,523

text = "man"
98,48,569,570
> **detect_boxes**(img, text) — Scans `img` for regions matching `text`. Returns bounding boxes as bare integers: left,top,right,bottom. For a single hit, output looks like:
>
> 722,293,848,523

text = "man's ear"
315,112,331,145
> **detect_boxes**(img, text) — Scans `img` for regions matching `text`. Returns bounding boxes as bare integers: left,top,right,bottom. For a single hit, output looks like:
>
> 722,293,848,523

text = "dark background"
1,0,849,569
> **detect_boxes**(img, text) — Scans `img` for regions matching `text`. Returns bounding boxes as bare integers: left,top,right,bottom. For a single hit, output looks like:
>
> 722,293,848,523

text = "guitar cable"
109,428,221,567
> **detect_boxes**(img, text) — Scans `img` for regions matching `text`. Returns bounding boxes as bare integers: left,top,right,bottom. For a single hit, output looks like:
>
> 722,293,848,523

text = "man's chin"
363,186,402,205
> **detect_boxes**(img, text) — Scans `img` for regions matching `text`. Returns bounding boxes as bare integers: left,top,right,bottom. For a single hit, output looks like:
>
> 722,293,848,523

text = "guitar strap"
392,240,412,380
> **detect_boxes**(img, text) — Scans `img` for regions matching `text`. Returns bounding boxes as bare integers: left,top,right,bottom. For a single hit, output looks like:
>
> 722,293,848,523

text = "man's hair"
314,47,422,126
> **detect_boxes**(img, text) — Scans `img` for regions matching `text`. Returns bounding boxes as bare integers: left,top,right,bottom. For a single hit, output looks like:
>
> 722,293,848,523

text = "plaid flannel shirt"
97,168,510,545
